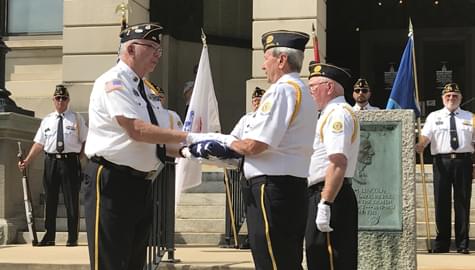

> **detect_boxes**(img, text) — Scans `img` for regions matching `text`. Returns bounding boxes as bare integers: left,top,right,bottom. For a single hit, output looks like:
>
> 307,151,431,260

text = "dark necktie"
56,115,64,153
137,80,166,163
450,112,459,150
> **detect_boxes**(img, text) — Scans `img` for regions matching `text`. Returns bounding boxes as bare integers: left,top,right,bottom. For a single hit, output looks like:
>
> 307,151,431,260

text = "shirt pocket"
460,125,472,136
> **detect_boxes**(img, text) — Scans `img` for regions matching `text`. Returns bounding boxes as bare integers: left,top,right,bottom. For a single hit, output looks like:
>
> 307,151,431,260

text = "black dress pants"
243,175,308,270
84,159,153,270
433,155,472,251
305,182,358,270
42,154,81,243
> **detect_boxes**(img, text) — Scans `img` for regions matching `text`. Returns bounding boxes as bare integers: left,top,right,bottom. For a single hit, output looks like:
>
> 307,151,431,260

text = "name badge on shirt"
435,121,443,125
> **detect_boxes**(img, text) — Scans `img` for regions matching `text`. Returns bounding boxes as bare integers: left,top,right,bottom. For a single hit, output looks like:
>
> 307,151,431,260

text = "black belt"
46,152,79,159
90,156,158,180
308,178,352,193
247,175,307,186
436,153,472,159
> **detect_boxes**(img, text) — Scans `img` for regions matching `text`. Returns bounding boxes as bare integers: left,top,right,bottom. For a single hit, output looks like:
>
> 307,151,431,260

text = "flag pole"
410,18,432,253
311,23,320,63
115,2,129,32
201,28,207,48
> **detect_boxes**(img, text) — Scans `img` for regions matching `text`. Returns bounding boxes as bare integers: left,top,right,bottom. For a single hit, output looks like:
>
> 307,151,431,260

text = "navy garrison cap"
354,78,370,90
309,61,352,91
441,83,461,95
120,23,163,44
261,30,309,52
252,87,266,98
53,84,69,97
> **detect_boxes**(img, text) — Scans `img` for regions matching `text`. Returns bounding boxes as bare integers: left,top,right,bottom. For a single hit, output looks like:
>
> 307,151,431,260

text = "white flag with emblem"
175,43,221,204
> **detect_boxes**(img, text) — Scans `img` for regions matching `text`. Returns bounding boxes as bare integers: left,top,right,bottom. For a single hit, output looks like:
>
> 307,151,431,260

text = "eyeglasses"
132,42,163,56
354,88,369,94
54,96,69,101
309,81,330,91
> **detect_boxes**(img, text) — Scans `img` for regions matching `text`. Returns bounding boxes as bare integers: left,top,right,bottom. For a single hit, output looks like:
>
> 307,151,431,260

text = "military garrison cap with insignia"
441,82,461,95
354,78,370,90
252,87,266,98
261,30,309,52
53,84,69,97
308,61,352,91
120,23,163,44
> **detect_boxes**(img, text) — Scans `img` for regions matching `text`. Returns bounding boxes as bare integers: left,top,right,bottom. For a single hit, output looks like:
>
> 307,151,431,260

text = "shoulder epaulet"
285,80,302,126
144,79,160,96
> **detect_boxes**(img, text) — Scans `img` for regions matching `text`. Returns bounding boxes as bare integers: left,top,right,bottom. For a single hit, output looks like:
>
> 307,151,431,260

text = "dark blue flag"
386,33,421,117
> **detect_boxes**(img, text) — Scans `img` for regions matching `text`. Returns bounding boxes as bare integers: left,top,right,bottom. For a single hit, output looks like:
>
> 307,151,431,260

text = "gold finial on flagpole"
409,18,414,36
201,28,207,48
115,2,129,31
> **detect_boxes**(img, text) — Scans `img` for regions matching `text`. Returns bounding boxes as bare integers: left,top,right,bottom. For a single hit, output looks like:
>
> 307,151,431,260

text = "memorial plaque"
354,121,402,231
384,62,397,91
435,61,453,91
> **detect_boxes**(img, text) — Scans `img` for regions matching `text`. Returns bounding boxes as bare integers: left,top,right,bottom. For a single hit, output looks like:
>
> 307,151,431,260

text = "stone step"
17,231,227,247
56,206,86,218
177,193,225,206
416,222,475,237
17,231,89,245
416,208,475,221
33,218,87,232
175,219,224,233
416,237,475,251
176,205,225,219
174,232,225,245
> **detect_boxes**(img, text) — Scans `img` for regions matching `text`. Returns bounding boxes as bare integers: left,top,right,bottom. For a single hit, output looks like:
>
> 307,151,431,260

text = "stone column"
0,113,42,244
247,0,326,112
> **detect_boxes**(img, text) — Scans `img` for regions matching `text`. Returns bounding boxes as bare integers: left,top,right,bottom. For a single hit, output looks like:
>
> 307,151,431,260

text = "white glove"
186,132,237,147
316,200,333,232
179,146,193,158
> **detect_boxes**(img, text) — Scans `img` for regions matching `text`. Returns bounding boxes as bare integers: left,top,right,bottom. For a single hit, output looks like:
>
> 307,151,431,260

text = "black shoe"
37,241,55,247
66,241,78,247
431,248,449,253
457,248,470,254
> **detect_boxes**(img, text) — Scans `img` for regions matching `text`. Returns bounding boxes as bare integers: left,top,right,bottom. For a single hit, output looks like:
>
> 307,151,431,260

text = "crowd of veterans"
16,21,473,270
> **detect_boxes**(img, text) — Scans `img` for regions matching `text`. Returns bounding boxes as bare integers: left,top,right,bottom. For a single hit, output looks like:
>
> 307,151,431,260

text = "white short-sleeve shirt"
242,72,317,179
421,107,474,155
34,110,88,154
85,60,162,172
230,112,254,139
308,96,360,186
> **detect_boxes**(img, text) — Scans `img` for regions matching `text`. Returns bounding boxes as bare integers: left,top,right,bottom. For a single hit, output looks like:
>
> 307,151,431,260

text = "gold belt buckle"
450,153,456,159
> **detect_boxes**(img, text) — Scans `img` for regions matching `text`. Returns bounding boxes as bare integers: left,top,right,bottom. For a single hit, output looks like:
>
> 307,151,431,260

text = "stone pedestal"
356,110,417,270
0,113,43,244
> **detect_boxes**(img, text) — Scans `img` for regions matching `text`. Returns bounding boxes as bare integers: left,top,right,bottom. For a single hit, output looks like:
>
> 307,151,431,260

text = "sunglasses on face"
54,96,69,101
354,88,369,94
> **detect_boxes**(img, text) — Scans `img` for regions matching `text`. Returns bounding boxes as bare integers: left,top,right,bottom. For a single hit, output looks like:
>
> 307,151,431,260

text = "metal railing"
145,158,177,269
223,168,247,248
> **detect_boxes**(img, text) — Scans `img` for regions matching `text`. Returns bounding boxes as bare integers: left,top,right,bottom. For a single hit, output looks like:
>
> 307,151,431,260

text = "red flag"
312,23,320,63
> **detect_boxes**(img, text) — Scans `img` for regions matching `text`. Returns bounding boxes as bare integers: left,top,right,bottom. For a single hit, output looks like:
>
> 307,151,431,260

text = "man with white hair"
416,83,474,254
306,62,360,270
84,23,191,270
